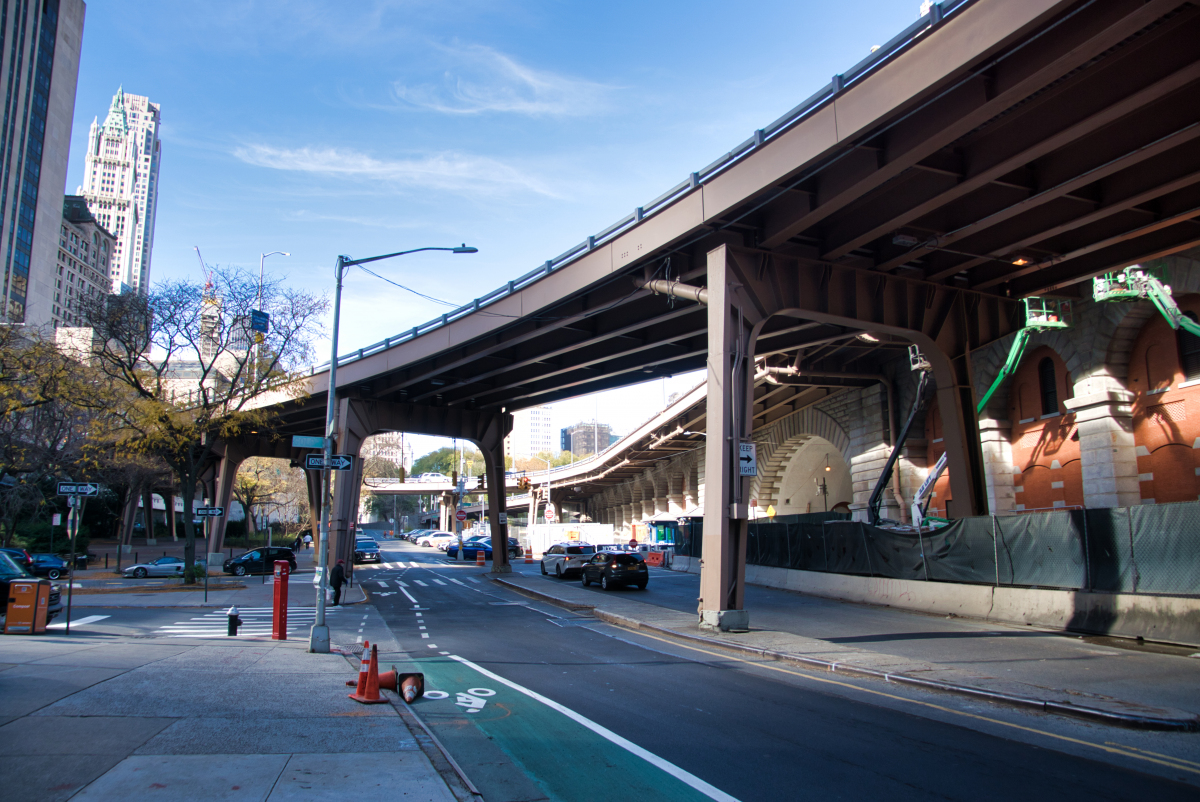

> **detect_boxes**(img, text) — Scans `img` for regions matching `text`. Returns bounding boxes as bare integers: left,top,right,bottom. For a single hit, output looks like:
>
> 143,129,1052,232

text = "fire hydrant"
227,606,243,636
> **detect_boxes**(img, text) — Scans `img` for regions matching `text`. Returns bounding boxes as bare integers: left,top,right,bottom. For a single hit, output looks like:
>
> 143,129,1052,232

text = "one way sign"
738,442,758,477
305,454,354,471
57,482,100,497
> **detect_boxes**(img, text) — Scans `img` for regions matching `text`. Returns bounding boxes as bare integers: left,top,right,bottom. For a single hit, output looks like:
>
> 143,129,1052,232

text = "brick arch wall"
750,406,851,507
1008,345,1083,511
1128,291,1200,504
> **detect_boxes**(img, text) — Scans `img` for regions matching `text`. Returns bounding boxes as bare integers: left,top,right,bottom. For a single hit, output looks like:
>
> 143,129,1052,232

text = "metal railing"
311,1,971,376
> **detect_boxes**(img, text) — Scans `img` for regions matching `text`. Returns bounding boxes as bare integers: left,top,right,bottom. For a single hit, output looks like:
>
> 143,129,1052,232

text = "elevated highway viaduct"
213,0,1200,631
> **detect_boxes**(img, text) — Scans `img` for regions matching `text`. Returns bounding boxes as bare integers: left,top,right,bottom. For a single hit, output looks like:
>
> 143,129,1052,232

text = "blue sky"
67,0,923,454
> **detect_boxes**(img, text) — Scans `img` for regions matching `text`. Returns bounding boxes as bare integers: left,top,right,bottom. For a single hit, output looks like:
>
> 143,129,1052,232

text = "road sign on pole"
195,506,225,517
291,435,326,449
304,454,354,471
57,482,99,497
738,442,758,477
544,506,556,522
249,309,270,334
455,509,467,523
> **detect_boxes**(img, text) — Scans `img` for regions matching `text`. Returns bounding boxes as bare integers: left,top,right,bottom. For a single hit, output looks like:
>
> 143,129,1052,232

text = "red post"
272,560,289,640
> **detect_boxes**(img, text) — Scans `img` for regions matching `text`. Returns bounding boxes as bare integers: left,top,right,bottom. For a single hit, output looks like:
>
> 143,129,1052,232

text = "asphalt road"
365,540,1200,802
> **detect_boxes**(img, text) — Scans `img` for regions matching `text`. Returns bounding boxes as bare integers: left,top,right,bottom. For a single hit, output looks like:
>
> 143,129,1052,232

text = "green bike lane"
367,556,731,802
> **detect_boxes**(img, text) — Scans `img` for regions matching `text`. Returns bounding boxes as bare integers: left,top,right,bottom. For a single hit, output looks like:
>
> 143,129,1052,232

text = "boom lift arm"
1093,266,1200,337
909,297,1071,528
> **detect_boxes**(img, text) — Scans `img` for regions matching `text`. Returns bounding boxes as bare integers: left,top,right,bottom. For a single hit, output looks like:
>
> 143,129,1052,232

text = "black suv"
223,547,297,576
0,551,63,621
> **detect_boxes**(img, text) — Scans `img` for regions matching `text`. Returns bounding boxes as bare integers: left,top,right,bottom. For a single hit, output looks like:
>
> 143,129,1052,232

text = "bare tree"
81,265,327,582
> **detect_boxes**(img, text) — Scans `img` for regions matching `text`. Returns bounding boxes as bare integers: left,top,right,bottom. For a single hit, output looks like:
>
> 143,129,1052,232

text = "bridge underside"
224,0,1200,630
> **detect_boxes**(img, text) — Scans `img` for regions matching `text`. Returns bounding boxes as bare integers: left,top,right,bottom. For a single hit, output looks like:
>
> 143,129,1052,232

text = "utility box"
5,579,51,635
272,560,289,640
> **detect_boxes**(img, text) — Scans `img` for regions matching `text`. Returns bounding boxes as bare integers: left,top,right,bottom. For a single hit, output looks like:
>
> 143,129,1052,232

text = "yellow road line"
632,629,1200,778
1105,742,1200,771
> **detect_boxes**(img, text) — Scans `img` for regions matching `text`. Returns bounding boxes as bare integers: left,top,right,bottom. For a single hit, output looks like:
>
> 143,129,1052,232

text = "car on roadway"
222,547,297,576
581,550,649,590
416,472,451,483
448,537,521,561
0,551,63,622
0,546,35,573
540,543,597,578
354,538,382,563
440,534,487,552
416,531,455,548
29,553,70,580
122,555,206,579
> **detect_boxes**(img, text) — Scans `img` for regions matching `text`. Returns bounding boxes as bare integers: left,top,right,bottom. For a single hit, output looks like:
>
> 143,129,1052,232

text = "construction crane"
1092,265,1200,336
906,296,1072,529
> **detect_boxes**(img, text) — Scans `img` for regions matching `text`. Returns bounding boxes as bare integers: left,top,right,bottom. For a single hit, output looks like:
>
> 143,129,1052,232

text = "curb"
490,577,1198,732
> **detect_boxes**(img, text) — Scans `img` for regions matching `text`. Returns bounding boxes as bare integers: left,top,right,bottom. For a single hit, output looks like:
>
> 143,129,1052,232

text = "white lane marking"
432,579,447,586
466,578,480,583
427,644,437,648
421,633,429,638
414,580,429,587
399,581,409,587
400,586,418,604
377,581,388,588
356,635,363,643
418,626,426,630
47,614,110,630
448,578,465,586
450,655,741,802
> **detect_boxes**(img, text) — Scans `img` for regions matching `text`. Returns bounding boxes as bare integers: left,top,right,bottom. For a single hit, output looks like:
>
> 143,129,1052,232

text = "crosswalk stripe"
432,579,447,586
46,614,109,630
448,578,465,585
377,581,388,587
414,580,428,587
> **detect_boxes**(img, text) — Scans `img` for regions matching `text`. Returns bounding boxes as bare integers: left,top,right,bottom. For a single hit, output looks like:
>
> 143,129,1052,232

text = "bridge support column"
472,412,514,573
209,454,243,561
699,245,761,632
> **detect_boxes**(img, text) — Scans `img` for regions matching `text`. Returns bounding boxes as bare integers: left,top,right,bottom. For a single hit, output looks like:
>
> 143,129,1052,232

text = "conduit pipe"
639,278,708,305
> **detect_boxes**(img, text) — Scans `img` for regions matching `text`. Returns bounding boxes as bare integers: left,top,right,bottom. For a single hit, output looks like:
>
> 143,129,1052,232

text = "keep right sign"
739,442,758,477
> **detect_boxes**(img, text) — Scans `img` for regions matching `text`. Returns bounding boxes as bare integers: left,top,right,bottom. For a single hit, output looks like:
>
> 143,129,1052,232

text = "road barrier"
476,548,485,567
524,547,533,564
349,643,387,704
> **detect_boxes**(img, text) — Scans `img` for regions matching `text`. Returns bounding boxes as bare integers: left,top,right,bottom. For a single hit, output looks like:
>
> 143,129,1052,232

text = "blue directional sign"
249,309,270,334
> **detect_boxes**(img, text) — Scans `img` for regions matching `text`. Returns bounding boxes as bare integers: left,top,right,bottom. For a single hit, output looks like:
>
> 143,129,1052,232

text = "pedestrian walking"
330,559,346,606
292,535,302,551
303,533,313,550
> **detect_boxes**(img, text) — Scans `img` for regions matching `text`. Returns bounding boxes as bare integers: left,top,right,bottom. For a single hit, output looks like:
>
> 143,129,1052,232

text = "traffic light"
478,471,486,490
517,477,530,491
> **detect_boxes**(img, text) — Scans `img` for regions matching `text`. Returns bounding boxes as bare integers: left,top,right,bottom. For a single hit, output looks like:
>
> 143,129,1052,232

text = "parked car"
123,555,206,579
581,550,648,590
354,538,382,563
440,534,487,552
222,547,297,576
448,537,520,561
540,543,597,578
405,529,429,542
30,553,70,580
417,531,455,548
0,547,34,573
0,551,62,621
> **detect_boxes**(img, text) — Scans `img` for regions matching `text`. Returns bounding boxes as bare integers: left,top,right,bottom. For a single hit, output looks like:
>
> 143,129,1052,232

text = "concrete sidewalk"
0,611,465,800
490,569,1200,731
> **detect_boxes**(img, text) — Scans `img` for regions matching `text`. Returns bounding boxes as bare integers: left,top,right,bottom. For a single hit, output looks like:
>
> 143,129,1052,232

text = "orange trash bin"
5,579,51,635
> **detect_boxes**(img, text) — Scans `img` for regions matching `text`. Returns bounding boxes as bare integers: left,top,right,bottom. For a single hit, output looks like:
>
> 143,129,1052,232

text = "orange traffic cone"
476,547,485,566
378,666,425,702
524,547,533,564
349,644,387,704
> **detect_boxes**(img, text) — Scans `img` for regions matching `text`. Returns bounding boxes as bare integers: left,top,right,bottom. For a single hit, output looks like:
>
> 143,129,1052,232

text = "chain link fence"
680,502,1200,596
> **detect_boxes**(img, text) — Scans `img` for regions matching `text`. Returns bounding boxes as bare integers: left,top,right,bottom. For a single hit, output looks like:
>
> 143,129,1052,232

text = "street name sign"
292,435,326,449
57,482,99,497
195,507,225,517
304,454,354,471
249,309,270,334
738,442,758,477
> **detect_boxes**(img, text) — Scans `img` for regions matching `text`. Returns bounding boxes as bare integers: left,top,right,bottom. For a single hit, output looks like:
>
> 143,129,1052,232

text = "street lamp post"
255,251,289,382
309,244,477,653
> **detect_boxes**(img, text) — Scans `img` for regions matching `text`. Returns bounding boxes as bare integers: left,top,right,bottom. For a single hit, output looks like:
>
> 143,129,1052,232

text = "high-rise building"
362,432,414,474
79,87,161,295
0,0,86,327
505,405,554,460
53,195,115,327
560,421,616,458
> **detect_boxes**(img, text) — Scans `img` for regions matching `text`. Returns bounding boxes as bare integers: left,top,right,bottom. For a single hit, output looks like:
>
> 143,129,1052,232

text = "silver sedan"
122,556,202,578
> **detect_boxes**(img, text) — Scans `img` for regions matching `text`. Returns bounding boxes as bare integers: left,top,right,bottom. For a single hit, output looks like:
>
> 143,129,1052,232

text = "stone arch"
751,407,850,506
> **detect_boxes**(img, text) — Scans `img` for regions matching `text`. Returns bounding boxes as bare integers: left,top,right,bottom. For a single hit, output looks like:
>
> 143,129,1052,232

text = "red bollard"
272,560,289,640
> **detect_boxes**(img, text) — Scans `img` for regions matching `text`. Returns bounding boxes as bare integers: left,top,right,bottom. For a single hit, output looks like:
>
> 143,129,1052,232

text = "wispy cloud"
231,144,556,197
394,44,614,116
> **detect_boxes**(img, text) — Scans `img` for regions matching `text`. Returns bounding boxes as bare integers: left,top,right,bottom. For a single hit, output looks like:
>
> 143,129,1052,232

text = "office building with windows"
79,86,161,295
53,195,114,327
0,0,86,327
